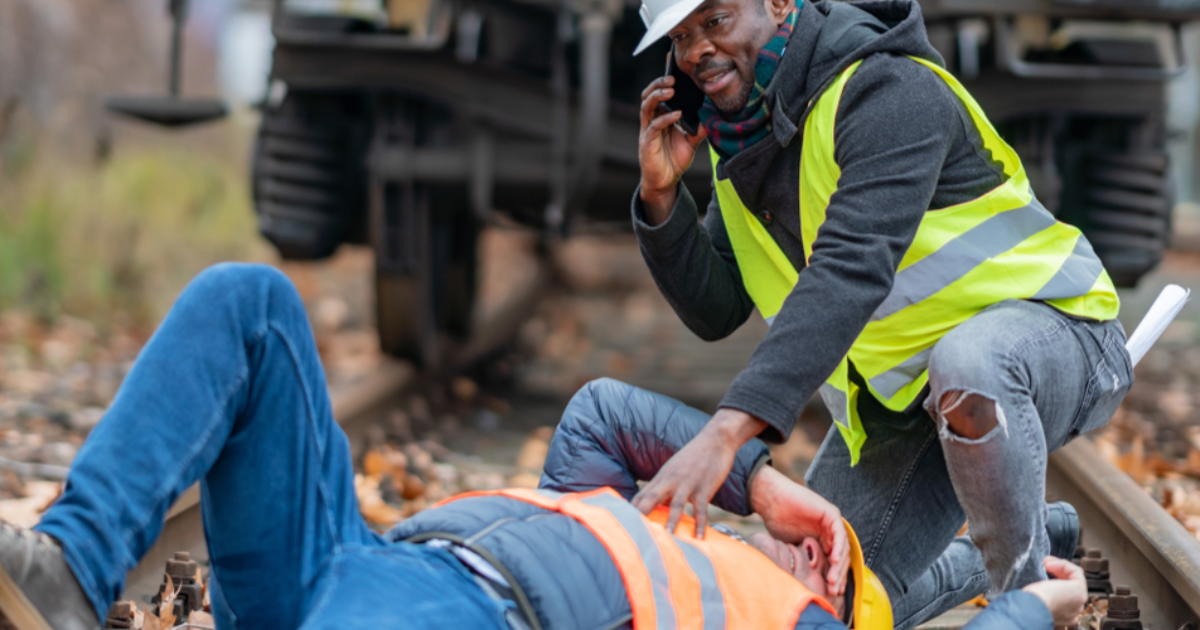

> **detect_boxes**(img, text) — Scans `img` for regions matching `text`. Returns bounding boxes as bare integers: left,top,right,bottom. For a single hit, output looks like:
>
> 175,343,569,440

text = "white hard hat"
634,0,707,55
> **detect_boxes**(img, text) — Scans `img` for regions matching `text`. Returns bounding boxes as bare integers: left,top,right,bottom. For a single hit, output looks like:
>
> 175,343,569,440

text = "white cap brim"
633,0,706,55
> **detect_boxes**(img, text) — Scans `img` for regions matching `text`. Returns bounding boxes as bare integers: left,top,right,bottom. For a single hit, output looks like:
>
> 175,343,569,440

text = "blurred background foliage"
0,0,272,335
0,128,269,333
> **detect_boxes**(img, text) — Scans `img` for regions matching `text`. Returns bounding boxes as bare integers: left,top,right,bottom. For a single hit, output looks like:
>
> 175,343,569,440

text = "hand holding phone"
659,50,706,136
638,48,708,225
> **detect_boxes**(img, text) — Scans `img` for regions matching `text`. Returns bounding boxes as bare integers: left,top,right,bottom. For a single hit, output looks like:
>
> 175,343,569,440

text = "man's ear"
801,539,822,569
766,0,794,25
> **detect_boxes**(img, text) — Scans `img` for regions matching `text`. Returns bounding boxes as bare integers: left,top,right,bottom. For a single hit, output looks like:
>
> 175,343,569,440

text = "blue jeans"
35,264,509,630
806,299,1132,630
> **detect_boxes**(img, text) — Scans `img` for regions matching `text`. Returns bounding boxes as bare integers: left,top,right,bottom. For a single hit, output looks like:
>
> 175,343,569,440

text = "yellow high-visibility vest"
712,57,1119,465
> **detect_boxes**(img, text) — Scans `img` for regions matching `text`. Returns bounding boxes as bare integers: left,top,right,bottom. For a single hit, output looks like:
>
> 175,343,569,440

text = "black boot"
1046,501,1080,561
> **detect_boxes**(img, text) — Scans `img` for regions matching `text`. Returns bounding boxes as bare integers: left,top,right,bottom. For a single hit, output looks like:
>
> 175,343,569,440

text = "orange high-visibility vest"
437,487,836,630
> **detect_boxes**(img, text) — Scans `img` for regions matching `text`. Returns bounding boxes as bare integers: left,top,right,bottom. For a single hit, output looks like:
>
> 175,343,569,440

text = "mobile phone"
659,48,706,137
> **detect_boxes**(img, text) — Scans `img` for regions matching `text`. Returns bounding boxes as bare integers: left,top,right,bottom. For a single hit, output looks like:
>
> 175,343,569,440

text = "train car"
113,0,1200,365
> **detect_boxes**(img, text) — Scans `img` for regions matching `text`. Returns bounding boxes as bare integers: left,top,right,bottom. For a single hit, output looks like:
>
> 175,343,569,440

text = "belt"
421,538,534,630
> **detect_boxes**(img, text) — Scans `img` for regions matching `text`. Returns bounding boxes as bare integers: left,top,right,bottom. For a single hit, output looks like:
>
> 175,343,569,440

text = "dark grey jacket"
387,378,1056,630
632,0,1009,441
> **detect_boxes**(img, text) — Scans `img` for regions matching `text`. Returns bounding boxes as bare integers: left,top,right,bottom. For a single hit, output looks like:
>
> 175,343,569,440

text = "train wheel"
374,270,423,364
1080,151,1173,287
374,217,479,367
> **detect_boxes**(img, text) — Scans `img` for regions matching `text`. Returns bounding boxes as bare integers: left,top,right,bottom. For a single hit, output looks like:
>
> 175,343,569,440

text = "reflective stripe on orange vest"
436,487,834,630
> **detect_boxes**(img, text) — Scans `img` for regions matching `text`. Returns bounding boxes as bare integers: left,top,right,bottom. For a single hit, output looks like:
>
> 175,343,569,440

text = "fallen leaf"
384,446,409,482
1147,454,1179,478
1185,450,1200,477
362,450,388,477
515,429,552,471
188,610,215,626
1095,435,1120,465
193,564,206,616
359,499,405,525
355,474,404,526
401,474,426,501
34,484,61,514
402,497,427,517
0,481,64,527
137,606,158,630
1116,435,1146,483
509,472,541,488
140,606,160,630
159,574,178,628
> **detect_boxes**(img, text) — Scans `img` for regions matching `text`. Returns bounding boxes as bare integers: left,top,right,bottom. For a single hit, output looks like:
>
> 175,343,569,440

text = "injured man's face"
747,533,846,618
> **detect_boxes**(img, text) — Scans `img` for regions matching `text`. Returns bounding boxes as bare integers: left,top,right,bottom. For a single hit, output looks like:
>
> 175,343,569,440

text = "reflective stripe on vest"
436,487,834,629
712,56,1119,465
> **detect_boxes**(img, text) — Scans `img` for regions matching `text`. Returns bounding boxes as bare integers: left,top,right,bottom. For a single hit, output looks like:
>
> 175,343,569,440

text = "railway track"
1047,439,1200,630
117,282,1200,630
123,364,1200,630
920,440,1200,630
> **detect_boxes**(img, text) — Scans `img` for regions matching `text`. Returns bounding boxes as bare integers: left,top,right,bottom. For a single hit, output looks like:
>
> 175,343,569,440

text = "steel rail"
1048,438,1200,630
921,439,1200,630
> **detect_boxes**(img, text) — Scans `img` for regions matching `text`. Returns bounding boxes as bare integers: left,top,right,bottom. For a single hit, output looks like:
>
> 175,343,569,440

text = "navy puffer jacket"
386,378,1054,630
387,378,782,630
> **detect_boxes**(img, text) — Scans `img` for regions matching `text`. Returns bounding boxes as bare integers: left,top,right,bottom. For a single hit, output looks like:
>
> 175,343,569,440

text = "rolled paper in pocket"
1125,284,1190,367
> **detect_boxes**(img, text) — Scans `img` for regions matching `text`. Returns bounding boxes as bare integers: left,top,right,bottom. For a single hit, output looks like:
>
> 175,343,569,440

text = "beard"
712,79,755,114
696,58,755,114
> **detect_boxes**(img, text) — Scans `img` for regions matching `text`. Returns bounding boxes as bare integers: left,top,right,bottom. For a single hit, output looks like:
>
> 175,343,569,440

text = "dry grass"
0,127,272,334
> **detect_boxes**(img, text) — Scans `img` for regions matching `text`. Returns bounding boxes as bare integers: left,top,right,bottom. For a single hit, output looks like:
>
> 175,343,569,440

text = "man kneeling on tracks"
627,0,1136,626
0,265,1086,630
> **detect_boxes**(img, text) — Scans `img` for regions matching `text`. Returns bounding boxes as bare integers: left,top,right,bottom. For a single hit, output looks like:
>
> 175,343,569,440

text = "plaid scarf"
699,6,799,159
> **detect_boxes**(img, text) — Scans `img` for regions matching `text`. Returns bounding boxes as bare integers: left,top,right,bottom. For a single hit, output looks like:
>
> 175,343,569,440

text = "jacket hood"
763,0,945,147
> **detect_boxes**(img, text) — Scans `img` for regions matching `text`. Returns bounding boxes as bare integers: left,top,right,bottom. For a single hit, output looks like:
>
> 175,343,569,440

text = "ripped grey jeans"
805,299,1133,630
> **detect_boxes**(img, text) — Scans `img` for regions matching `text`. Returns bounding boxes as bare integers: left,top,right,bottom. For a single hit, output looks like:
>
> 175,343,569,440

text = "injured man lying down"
0,264,1087,630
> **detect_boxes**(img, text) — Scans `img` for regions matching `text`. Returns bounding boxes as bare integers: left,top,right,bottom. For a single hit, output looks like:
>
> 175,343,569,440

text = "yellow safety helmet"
845,520,893,630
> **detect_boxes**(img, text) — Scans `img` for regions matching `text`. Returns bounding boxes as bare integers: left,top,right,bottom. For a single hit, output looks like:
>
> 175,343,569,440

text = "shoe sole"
0,561,53,630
